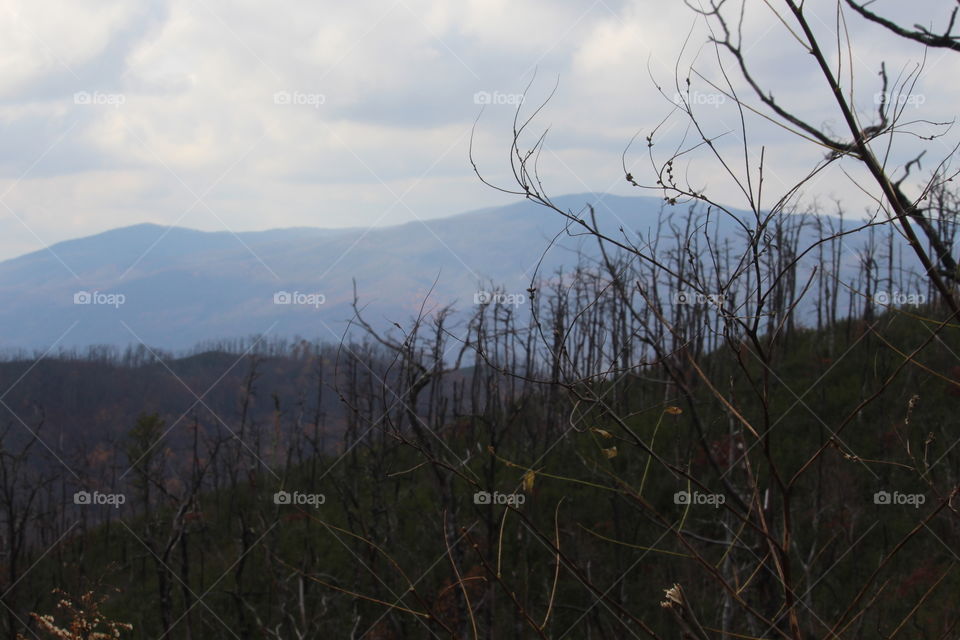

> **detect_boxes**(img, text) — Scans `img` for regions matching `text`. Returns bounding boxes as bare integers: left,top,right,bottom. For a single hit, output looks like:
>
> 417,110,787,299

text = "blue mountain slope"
0,194,912,350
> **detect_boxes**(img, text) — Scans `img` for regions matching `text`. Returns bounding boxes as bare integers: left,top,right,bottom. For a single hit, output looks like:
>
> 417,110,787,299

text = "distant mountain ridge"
0,194,911,350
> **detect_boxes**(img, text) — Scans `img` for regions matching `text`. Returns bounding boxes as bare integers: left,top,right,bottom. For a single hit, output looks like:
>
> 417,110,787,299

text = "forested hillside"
3,224,958,637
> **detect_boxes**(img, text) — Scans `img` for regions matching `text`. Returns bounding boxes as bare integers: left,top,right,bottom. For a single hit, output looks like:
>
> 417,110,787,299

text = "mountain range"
0,194,908,351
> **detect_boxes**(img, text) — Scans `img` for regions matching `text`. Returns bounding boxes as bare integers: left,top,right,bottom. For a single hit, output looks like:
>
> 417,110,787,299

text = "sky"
0,0,957,261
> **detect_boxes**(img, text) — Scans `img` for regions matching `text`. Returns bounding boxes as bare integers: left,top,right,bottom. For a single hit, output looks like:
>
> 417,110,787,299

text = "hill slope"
0,194,903,349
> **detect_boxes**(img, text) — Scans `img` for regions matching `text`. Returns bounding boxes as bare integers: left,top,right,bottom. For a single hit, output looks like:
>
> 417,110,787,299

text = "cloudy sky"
0,0,956,261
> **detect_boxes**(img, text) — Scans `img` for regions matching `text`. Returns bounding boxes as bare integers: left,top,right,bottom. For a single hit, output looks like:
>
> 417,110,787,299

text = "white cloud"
0,0,956,262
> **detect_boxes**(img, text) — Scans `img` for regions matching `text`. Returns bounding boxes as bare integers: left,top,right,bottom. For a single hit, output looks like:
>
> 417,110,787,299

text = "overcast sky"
0,0,957,261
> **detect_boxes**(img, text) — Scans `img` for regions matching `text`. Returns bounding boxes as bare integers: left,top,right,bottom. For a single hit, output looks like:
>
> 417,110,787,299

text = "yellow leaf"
664,406,683,415
591,427,614,439
522,470,535,493
601,446,618,459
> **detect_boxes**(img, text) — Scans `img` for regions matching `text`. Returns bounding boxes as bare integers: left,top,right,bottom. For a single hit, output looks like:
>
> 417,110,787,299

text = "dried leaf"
591,427,614,439
660,583,684,608
522,470,535,493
